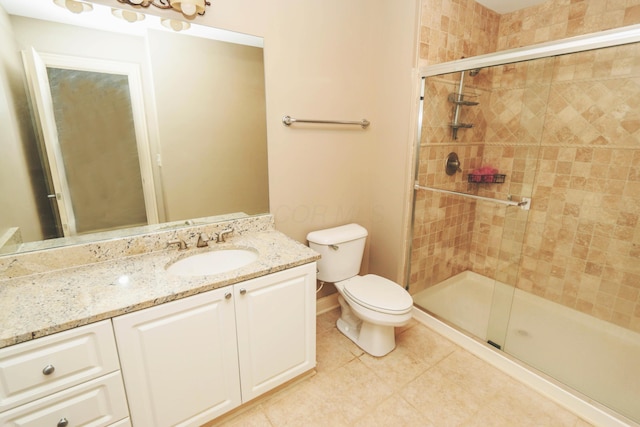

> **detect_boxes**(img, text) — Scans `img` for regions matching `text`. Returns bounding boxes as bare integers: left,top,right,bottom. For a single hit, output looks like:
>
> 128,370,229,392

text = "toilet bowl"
334,275,413,356
306,223,414,357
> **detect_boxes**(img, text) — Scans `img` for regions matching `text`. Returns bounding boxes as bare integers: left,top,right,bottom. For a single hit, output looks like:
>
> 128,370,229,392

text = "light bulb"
65,0,82,13
123,10,140,22
162,19,190,32
54,0,93,13
180,3,197,16
112,8,145,23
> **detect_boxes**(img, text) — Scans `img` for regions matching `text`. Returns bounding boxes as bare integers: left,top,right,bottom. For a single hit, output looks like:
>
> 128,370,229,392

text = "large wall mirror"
0,0,269,255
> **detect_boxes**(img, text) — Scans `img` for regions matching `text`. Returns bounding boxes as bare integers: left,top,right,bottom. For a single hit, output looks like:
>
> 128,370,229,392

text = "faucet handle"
216,228,234,243
167,239,188,250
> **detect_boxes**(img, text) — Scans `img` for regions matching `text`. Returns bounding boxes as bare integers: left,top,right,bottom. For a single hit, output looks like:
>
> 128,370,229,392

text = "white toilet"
307,223,413,357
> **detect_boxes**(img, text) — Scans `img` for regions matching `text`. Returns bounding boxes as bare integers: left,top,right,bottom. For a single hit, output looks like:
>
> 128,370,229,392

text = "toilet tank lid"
307,223,368,245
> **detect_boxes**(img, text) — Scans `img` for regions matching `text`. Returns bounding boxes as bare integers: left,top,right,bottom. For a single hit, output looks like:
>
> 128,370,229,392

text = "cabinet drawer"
0,371,129,427
0,321,120,412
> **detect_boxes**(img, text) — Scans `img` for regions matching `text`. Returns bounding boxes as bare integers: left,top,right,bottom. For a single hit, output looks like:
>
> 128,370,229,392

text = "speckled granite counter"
0,218,319,349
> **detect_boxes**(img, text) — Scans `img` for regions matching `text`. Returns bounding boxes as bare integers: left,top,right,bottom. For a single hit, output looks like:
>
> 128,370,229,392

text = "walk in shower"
409,26,640,425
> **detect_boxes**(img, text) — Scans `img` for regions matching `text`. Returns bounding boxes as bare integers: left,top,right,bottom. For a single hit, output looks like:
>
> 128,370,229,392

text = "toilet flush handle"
329,245,339,251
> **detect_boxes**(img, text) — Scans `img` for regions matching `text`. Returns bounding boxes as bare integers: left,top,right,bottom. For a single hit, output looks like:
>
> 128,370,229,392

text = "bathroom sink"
166,248,258,277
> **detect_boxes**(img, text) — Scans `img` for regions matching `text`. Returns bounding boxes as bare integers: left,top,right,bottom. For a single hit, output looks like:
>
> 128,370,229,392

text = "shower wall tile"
420,1,640,68
422,76,489,145
422,77,457,145
410,191,476,293
418,0,500,66
496,0,640,52
415,0,640,333
411,72,491,293
471,43,639,333
411,140,484,293
519,45,640,333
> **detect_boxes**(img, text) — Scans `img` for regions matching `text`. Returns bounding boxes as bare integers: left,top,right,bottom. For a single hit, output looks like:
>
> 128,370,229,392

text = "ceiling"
474,0,547,14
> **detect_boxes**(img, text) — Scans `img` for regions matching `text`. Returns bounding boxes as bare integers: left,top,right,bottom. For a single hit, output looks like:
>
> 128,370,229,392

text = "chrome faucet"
167,239,187,250
216,228,234,243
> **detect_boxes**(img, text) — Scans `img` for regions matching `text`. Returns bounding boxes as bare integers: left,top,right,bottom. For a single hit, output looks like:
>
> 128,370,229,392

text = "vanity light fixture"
161,18,190,32
116,0,210,18
53,0,93,14
111,8,146,23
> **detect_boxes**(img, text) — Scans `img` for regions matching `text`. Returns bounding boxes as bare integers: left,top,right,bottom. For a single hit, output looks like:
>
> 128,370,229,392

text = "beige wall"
263,0,420,285
88,0,420,286
148,29,269,221
0,9,44,242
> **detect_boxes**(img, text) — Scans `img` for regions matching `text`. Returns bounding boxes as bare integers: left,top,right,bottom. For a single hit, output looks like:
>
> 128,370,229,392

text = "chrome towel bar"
414,184,531,210
282,115,370,128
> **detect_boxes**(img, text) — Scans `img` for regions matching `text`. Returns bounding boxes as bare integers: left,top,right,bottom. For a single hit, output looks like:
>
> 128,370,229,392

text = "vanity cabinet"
112,284,241,427
112,262,316,427
234,262,317,402
0,320,129,426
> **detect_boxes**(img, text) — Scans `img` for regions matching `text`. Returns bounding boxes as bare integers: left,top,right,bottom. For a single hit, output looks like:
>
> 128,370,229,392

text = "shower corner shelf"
467,174,506,184
447,93,479,106
450,122,474,129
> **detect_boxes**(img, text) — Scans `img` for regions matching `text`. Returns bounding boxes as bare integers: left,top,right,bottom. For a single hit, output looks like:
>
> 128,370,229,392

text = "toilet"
307,223,413,357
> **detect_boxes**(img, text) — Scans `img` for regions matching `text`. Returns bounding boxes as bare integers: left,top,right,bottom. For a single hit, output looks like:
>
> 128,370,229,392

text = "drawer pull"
239,288,247,295
57,418,69,427
42,364,56,375
224,292,232,299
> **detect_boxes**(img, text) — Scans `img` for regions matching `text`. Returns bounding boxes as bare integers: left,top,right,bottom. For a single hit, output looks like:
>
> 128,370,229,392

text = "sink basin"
166,248,258,276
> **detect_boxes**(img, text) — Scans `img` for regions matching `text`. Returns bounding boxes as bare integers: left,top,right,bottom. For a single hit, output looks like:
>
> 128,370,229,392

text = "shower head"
469,68,481,77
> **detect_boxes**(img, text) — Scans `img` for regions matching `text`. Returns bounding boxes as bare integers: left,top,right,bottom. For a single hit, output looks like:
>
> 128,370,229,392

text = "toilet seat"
342,274,413,315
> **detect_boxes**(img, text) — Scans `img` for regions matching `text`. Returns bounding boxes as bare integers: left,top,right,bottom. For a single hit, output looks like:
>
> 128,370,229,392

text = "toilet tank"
306,223,368,283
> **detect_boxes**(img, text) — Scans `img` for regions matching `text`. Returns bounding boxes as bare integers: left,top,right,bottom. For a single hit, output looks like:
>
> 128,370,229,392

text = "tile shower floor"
215,308,593,426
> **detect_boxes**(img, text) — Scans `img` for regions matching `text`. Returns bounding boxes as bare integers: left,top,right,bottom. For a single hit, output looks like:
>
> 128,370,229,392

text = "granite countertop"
0,229,319,349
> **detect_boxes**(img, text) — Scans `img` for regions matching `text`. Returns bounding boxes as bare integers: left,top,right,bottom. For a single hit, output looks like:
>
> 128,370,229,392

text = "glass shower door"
412,43,640,423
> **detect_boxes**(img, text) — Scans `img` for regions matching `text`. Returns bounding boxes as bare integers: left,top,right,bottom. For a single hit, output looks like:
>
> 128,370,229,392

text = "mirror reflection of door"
23,49,159,237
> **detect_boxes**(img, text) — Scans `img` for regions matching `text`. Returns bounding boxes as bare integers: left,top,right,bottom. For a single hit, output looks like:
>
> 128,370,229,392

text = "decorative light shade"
161,18,191,32
116,0,210,18
53,0,93,14
111,8,146,23
170,0,205,17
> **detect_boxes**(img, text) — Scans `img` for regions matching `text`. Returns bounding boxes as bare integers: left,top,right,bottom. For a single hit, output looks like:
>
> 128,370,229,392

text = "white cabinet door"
112,287,241,427
234,263,316,402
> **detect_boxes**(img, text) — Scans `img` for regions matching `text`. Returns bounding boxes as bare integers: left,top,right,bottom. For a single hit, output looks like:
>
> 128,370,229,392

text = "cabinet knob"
239,288,247,295
42,364,55,375
57,418,69,427
224,292,232,299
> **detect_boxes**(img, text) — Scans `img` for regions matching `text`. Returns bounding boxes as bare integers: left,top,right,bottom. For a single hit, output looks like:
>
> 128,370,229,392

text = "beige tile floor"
215,308,594,426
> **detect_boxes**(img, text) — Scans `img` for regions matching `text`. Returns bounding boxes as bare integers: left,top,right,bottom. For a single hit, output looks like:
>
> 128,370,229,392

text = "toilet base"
336,296,397,357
